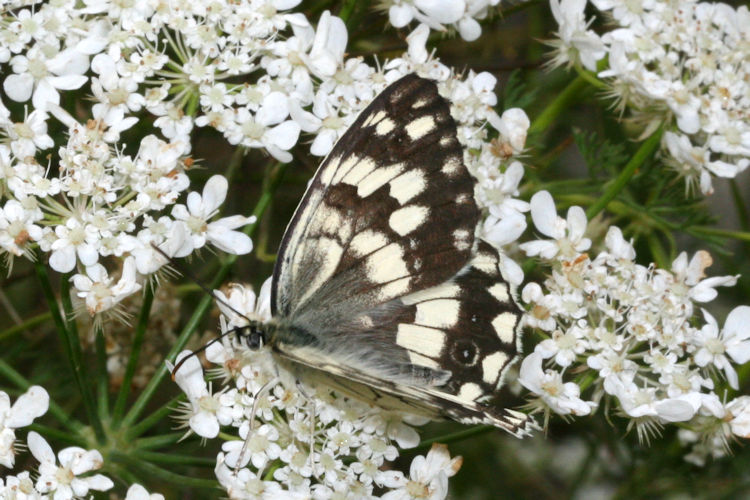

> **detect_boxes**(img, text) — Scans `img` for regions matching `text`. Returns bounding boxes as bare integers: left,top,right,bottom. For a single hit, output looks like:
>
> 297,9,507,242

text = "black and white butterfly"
190,74,532,436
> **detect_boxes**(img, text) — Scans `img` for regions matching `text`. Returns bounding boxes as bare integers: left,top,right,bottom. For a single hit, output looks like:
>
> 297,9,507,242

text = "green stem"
586,127,664,220
410,425,494,452
338,0,359,25
133,449,216,466
0,359,80,434
110,450,219,488
126,394,183,440
134,433,186,450
27,423,87,447
34,262,104,441
95,325,109,423
112,284,155,427
689,226,750,242
528,75,587,136
0,312,51,341
120,162,287,430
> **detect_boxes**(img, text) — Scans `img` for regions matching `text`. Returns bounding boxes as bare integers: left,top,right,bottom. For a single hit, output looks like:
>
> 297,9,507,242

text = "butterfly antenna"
150,244,256,378
170,328,238,380
150,243,255,323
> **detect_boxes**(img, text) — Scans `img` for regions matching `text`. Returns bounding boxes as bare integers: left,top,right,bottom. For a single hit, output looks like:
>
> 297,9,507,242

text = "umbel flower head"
547,0,750,195
170,282,463,499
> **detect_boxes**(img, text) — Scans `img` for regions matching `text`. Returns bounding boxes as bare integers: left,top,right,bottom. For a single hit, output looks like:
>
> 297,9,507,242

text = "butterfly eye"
452,339,478,366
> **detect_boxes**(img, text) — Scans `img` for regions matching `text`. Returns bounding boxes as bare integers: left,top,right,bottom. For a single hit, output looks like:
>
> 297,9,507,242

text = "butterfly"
179,74,532,436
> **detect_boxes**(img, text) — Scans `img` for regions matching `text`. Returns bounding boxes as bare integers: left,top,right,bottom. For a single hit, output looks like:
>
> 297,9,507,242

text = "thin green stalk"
528,74,587,136
27,423,87,447
0,359,80,434
95,325,109,422
0,311,51,341
134,433,187,450
646,232,669,272
133,449,216,466
110,450,219,488
120,162,287,430
586,127,663,220
690,226,750,242
34,262,104,441
410,425,494,452
125,393,183,440
112,284,155,427
338,0,360,25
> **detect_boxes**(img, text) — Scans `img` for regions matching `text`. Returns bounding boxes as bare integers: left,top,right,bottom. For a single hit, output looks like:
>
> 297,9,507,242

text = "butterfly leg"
233,376,279,476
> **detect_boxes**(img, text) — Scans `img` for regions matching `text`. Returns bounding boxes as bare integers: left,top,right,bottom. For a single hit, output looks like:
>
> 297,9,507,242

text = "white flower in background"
0,386,49,468
29,431,114,499
520,190,748,454
386,0,501,41
381,443,462,500
171,175,256,255
0,471,39,499
520,190,590,260
170,351,233,439
48,217,100,273
520,352,594,417
547,0,605,71
694,307,750,390
125,483,165,500
71,257,142,316
3,47,90,112
549,0,750,195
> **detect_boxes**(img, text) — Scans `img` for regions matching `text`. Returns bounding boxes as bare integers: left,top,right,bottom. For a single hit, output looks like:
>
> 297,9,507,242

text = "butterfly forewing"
268,74,529,435
272,74,478,318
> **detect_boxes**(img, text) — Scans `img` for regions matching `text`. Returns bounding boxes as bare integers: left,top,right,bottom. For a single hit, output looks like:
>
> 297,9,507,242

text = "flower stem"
586,127,664,220
112,284,155,427
126,394,183,440
0,311,51,341
133,449,216,466
528,74,587,136
95,324,109,422
34,262,105,442
110,450,218,488
411,425,494,452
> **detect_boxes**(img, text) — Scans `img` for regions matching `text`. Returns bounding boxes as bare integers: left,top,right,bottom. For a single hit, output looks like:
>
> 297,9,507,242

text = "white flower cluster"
0,387,164,499
518,190,750,462
548,0,750,195
0,0,530,318
171,282,462,499
383,0,501,41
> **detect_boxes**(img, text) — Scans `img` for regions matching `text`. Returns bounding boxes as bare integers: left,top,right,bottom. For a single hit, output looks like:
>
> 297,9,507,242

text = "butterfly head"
235,320,266,350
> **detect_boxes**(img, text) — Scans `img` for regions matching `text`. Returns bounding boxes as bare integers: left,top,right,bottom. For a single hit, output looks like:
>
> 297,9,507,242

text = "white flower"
0,199,43,257
519,352,593,416
694,308,750,390
548,0,605,71
49,217,100,273
0,386,49,468
170,351,234,439
171,175,256,255
727,397,750,439
125,484,165,500
29,431,114,499
4,47,89,111
381,443,461,500
520,191,591,260
71,257,142,315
